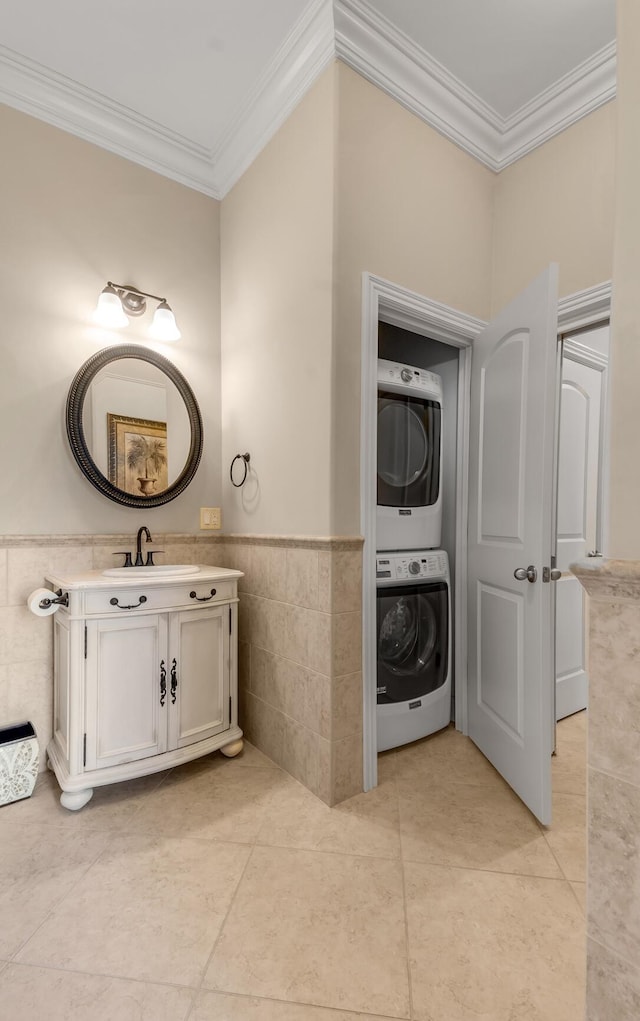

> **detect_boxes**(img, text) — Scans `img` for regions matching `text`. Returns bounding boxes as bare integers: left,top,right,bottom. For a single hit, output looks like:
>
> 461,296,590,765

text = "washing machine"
377,359,443,551
376,549,451,752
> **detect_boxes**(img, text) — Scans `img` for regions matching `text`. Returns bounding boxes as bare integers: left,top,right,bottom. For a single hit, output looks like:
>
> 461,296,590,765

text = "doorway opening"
555,321,610,721
361,272,611,808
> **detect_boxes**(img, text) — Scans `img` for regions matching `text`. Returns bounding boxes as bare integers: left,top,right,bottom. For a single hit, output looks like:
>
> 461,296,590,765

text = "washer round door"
376,583,448,703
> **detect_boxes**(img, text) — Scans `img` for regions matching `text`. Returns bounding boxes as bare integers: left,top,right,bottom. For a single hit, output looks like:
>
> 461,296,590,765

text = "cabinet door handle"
170,658,178,704
189,588,216,602
110,595,148,610
160,660,167,706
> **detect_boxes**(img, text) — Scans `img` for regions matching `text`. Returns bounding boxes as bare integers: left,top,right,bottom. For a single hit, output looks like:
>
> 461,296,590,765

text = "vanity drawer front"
83,581,236,615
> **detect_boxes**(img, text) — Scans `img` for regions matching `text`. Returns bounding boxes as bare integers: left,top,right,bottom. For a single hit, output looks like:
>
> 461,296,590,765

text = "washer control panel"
377,358,442,398
376,550,449,584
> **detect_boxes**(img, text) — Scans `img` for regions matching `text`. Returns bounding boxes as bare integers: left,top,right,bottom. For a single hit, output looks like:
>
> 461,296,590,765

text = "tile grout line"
567,880,587,915
191,986,410,1019
5,830,118,966
397,783,416,1021
587,932,640,973
0,958,199,996
398,855,576,883
535,815,585,885
185,842,258,1019
251,838,401,865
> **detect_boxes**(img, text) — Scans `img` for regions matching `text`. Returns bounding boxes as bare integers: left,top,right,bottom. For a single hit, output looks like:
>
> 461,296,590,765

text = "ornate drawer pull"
189,588,216,602
109,595,148,609
170,658,178,704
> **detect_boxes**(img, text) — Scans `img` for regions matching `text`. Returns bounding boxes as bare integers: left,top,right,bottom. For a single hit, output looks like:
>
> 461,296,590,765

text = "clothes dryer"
377,359,443,551
376,549,451,751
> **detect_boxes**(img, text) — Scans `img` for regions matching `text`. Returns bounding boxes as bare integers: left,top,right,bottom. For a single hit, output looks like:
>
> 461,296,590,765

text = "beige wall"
332,64,495,534
492,103,616,313
220,67,337,536
607,0,640,560
0,104,221,537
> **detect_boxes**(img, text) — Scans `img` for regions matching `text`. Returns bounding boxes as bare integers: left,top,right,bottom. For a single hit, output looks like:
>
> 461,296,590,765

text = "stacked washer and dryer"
376,359,451,752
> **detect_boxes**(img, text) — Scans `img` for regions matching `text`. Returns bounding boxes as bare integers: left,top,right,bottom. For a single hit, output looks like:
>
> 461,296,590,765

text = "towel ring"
230,452,251,487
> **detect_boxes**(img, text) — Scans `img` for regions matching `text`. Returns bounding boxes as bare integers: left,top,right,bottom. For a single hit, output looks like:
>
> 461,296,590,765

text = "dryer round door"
377,402,430,488
376,585,448,703
377,393,441,508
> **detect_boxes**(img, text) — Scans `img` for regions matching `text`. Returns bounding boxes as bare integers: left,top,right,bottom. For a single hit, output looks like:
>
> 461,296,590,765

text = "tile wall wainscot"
0,534,363,807
572,558,640,1021
215,535,364,806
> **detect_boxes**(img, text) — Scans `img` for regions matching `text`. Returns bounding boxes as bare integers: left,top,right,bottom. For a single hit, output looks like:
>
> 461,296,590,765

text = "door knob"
514,565,537,583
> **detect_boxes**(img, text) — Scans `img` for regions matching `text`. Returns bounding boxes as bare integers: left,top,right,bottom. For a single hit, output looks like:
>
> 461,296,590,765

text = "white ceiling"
0,0,616,197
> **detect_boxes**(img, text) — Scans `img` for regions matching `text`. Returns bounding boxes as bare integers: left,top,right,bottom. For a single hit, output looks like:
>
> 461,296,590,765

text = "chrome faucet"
135,526,152,566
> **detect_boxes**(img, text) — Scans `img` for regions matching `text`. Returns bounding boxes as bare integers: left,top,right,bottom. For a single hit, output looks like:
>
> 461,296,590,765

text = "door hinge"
84,624,87,659
229,606,232,634
82,733,87,767
229,695,232,722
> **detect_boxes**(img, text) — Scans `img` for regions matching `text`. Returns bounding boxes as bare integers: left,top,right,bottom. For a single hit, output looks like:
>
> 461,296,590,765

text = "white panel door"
555,354,604,719
85,614,168,769
468,266,558,825
168,606,230,750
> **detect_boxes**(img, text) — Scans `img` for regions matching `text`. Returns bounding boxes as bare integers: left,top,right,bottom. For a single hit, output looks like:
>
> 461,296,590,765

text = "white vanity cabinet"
45,566,244,810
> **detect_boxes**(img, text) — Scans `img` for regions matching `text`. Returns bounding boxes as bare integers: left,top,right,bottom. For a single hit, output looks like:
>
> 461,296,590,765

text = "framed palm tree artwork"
107,414,169,496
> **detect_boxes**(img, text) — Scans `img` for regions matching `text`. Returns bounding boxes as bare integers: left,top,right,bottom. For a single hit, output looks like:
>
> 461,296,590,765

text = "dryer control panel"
376,550,449,585
377,359,442,399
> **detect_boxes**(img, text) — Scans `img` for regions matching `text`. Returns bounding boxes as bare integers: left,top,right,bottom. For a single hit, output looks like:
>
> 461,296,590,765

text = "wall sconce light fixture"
94,282,181,341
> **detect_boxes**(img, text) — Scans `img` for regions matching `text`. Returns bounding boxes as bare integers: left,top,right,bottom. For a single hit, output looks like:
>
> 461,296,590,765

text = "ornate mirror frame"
66,344,203,507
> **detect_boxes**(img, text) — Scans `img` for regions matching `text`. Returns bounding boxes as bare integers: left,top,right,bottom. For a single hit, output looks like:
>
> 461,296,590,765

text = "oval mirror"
66,345,203,507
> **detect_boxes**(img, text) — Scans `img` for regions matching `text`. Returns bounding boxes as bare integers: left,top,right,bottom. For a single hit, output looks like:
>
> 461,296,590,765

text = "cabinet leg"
60,788,94,811
220,738,244,758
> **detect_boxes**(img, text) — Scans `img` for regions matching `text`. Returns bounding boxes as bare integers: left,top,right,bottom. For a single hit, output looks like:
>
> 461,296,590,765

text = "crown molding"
498,43,617,169
335,0,616,173
335,0,502,169
0,44,219,197
210,0,335,197
0,2,617,195
0,0,335,200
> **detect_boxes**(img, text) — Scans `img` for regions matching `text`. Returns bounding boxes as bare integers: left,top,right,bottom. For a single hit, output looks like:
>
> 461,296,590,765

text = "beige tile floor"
0,714,587,1020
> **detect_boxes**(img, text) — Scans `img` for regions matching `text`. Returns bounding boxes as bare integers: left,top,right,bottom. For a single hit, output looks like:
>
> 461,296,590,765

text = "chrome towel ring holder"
230,452,251,487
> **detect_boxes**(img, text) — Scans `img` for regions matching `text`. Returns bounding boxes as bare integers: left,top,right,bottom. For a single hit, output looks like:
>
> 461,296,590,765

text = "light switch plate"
200,507,221,530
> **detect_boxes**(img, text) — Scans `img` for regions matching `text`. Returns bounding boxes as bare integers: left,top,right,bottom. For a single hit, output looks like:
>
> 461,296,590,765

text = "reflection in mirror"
66,345,203,508
83,359,190,497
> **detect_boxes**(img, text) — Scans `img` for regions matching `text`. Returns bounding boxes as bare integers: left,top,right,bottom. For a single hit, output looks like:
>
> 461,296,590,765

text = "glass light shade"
93,286,128,328
149,300,181,341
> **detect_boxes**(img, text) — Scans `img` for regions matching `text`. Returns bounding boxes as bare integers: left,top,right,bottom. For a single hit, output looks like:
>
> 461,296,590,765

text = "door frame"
360,273,611,793
360,273,483,791
560,340,609,559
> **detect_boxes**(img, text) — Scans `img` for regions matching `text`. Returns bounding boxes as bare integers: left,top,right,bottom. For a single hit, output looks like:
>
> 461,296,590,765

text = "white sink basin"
102,565,201,578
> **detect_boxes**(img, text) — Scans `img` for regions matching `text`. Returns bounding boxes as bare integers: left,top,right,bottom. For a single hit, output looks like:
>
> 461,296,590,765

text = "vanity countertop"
45,564,243,591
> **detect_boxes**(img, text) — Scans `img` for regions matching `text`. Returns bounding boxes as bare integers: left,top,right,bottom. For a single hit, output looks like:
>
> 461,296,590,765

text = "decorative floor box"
0,721,39,806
